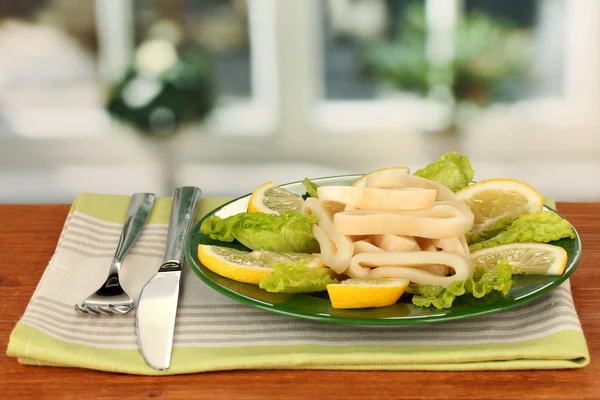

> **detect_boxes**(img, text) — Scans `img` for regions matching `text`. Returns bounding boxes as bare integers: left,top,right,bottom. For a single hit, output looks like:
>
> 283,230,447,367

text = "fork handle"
112,193,156,268
161,186,202,268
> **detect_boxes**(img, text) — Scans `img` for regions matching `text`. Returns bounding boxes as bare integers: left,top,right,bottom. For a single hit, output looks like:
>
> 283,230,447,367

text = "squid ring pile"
301,169,475,288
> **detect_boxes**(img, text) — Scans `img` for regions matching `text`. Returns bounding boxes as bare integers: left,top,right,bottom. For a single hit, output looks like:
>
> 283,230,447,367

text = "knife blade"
136,186,201,370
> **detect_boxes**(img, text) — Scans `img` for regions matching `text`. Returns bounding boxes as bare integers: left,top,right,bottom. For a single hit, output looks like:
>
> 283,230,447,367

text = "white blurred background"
0,0,598,203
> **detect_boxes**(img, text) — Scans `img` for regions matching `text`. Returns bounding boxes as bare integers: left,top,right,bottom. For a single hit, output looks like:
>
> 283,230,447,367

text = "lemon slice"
455,178,544,231
352,166,410,187
247,181,304,214
198,244,325,284
326,278,410,309
470,243,568,275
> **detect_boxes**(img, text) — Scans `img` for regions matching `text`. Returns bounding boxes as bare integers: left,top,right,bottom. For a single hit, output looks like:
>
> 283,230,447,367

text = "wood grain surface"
1,203,599,400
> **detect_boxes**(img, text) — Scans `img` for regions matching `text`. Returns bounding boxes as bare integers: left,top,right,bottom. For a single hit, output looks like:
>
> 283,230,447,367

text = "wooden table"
1,203,599,400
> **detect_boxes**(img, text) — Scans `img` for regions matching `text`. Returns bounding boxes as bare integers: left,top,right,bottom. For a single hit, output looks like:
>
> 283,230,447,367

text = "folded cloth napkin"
6,193,590,375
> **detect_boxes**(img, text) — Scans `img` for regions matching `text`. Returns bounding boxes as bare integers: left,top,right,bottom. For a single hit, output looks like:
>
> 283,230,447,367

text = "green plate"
184,175,582,326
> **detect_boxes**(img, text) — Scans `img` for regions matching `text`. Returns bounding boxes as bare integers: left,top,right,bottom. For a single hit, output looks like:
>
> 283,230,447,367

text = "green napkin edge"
7,322,590,374
66,192,230,225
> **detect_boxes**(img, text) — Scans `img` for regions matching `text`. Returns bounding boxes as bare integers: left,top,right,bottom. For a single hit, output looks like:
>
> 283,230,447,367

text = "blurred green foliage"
358,2,534,105
106,39,215,136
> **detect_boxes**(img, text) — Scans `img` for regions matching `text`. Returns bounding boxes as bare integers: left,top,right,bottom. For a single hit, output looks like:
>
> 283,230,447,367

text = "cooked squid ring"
436,200,475,232
431,237,467,256
373,234,420,252
409,239,449,275
302,198,353,274
417,264,449,276
458,235,470,255
353,240,385,255
333,204,471,239
317,186,436,211
364,171,457,202
355,252,473,287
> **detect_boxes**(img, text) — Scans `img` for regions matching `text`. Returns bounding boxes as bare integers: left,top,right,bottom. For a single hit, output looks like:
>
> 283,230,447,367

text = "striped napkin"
6,193,590,374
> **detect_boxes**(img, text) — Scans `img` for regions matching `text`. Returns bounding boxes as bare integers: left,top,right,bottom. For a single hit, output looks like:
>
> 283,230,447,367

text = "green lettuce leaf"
408,260,514,309
413,151,474,192
465,217,512,245
302,178,320,200
469,211,576,251
200,210,320,253
200,215,238,243
259,260,339,293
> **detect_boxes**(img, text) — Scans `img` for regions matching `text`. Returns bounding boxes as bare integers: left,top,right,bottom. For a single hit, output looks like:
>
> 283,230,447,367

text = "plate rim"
184,175,583,326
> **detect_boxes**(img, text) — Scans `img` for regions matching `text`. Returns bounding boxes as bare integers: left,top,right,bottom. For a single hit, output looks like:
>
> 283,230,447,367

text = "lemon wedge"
198,244,325,284
470,243,568,275
326,278,410,309
455,178,544,231
247,181,304,214
352,166,410,187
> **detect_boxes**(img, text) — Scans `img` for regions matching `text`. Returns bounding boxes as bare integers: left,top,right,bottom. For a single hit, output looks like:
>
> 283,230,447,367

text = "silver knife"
136,186,201,370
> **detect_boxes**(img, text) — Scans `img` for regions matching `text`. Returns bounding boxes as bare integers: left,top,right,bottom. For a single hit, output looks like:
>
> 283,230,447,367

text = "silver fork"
75,193,155,315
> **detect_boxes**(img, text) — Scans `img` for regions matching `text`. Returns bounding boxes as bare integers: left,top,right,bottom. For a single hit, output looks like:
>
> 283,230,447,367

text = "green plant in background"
452,8,533,104
106,38,215,136
358,3,431,96
358,2,534,105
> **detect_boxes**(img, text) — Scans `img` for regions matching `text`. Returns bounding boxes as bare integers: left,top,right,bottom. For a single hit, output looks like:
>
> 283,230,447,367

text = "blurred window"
0,1,103,136
0,0,259,137
322,0,565,105
133,0,252,102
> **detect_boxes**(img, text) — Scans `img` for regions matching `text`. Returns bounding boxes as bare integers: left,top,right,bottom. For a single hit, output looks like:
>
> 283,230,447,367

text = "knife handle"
161,186,201,269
